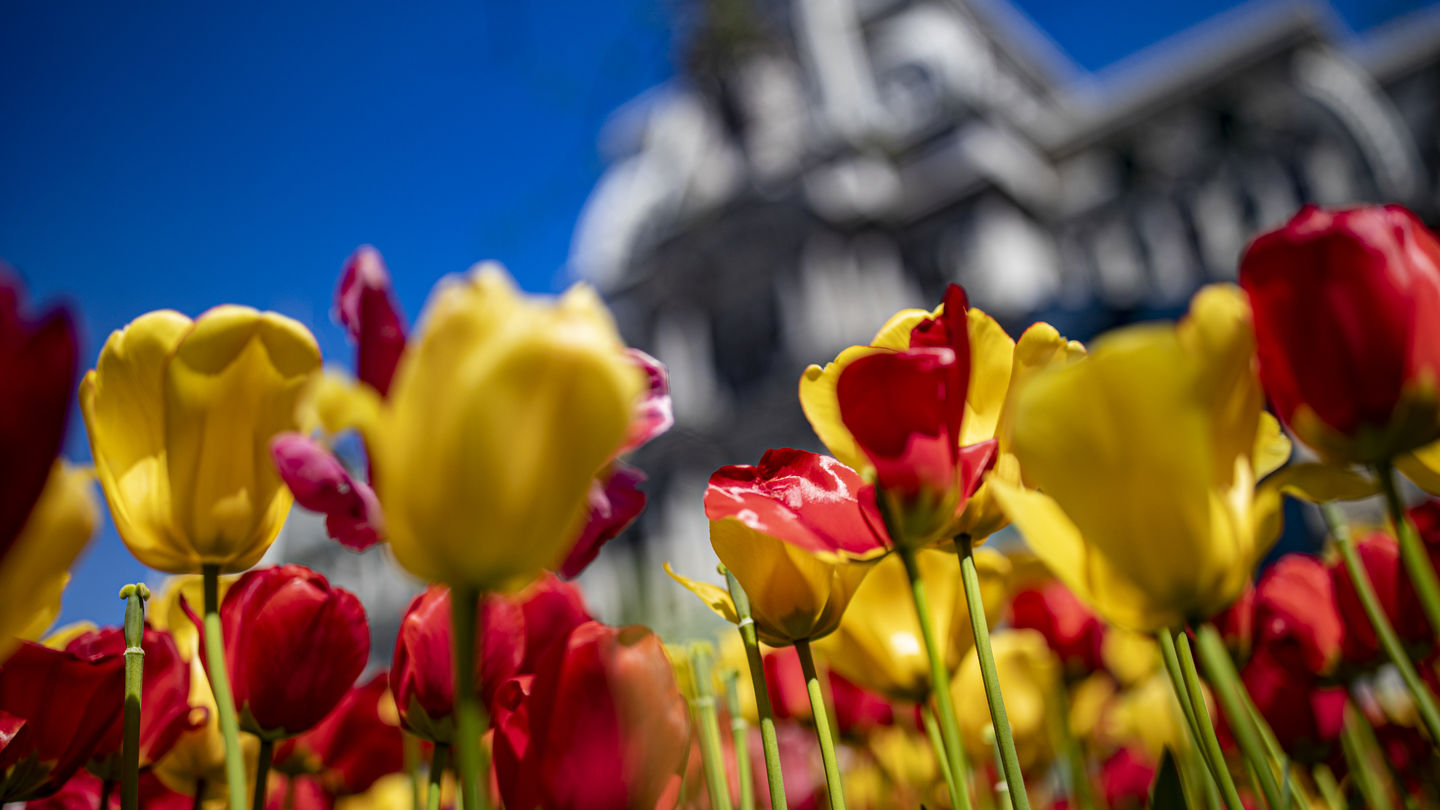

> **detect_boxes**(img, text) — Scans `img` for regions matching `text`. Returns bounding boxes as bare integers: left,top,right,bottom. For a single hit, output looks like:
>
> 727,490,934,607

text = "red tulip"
23,770,192,810
1099,748,1156,810
262,774,332,810
514,572,593,674
336,245,407,397
558,464,647,579
1252,553,1345,677
836,284,997,545
1008,581,1106,678
0,642,123,801
1240,651,1346,763
61,626,197,777
619,349,673,455
1240,204,1440,461
271,433,383,551
390,585,523,743
758,646,892,736
217,565,370,740
1331,531,1432,666
493,621,691,810
274,674,404,798
0,271,79,560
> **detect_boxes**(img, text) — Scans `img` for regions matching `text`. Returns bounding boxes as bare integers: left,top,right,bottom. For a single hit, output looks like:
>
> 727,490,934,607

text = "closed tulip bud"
0,642,124,801
951,629,1060,773
390,585,524,743
216,565,369,740
817,547,1010,703
0,463,97,659
493,621,691,810
1008,580,1106,679
1099,748,1158,810
335,246,407,398
991,285,1373,632
512,572,593,674
668,449,888,646
354,265,643,589
273,674,404,800
801,283,1083,547
62,626,198,778
1240,204,1440,462
80,307,322,573
1251,553,1345,678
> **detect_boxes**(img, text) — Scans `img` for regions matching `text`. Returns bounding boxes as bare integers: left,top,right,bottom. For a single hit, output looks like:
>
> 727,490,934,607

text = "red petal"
837,348,959,499
335,246,407,397
271,433,384,551
619,350,672,454
558,465,646,579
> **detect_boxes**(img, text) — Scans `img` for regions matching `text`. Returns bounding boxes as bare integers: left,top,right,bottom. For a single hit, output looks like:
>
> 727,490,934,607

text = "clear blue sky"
1,0,1430,627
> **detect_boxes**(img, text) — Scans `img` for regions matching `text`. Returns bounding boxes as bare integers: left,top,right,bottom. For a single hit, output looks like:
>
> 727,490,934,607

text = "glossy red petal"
271,433,384,551
65,627,193,773
511,573,592,675
335,246,407,397
559,465,646,579
837,348,958,499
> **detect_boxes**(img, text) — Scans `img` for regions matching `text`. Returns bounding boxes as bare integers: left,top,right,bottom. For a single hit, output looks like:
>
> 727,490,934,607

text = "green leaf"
1150,748,1188,810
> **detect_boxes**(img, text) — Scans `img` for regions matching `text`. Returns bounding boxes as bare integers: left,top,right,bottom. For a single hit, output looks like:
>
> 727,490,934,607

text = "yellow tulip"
1100,672,1191,762
339,265,642,589
1101,627,1161,688
80,307,322,573
989,285,1375,632
951,628,1060,772
816,547,1010,703
336,772,417,810
0,462,97,659
800,301,1083,544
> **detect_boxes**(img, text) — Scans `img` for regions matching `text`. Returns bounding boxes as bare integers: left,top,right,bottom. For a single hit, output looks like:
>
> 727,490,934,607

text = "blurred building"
567,0,1440,634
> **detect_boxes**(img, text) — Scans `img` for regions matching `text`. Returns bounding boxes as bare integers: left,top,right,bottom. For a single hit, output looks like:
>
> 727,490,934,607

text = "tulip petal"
619,349,672,454
799,344,886,473
663,563,739,626
0,464,96,660
336,246,407,397
838,347,958,499
270,433,384,551
960,308,1015,447
558,465,646,579
1251,462,1379,547
1397,440,1440,494
1253,411,1292,479
869,308,932,350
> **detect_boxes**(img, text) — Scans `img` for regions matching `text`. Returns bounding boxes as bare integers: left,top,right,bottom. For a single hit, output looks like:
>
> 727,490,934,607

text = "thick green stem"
253,739,273,810
201,565,248,810
449,586,489,810
957,544,1030,810
897,547,972,810
1192,625,1283,810
119,583,148,810
922,702,961,805
1158,631,1241,810
1322,503,1440,742
690,643,734,810
1340,705,1395,810
1379,461,1440,641
723,669,755,810
795,640,846,810
1311,764,1345,810
427,745,450,810
723,568,787,810
403,732,423,810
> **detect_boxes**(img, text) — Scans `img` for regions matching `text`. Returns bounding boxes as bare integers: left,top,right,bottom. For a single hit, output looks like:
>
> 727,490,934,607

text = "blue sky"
2,0,1432,626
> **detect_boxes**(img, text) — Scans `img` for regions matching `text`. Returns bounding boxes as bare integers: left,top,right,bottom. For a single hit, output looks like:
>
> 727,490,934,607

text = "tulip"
512,572,593,674
0,271,79,571
1332,531,1432,665
557,463,647,579
1098,748,1156,810
1238,651,1346,764
215,565,369,740
0,463,98,659
348,265,643,590
0,642,124,801
990,284,1372,633
817,547,1010,703
22,770,195,810
1251,553,1345,677
1239,204,1440,463
668,448,888,646
390,585,524,743
492,621,691,810
1099,627,1161,688
80,306,322,573
272,674,404,800
1008,579,1105,679
336,246,407,397
270,433,382,551
951,629,1060,774
801,283,1083,546
60,626,197,778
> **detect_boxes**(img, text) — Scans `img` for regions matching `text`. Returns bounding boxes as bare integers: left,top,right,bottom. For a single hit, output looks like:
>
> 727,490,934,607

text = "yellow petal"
798,344,885,473
1250,462,1379,547
1398,440,1440,495
996,321,1085,459
0,463,97,660
378,265,642,589
960,308,1016,447
952,629,1059,772
164,306,321,571
1178,283,1264,489
869,307,933,350
1253,412,1292,479
663,563,739,626
81,310,193,572
302,368,384,440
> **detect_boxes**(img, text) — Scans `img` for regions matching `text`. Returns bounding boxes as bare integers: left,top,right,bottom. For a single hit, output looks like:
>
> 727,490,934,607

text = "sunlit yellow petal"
0,463,97,660
663,563,739,626
1398,440,1440,494
1253,412,1292,479
798,344,885,472
869,308,933,350
961,308,1015,447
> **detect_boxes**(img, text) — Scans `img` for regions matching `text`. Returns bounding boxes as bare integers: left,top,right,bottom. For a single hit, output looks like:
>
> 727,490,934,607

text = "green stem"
986,728,1013,810
1379,461,1440,641
723,569,787,810
922,702,961,806
1340,705,1395,810
1241,689,1292,810
795,640,846,810
957,543,1030,810
1049,678,1099,810
724,670,756,810
897,546,972,810
690,643,734,810
1322,503,1440,742
253,739,273,810
1158,630,1241,809
427,744,450,810
201,565,248,810
403,732,423,810
449,586,489,810
1311,764,1345,810
1191,625,1283,810
119,583,147,810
